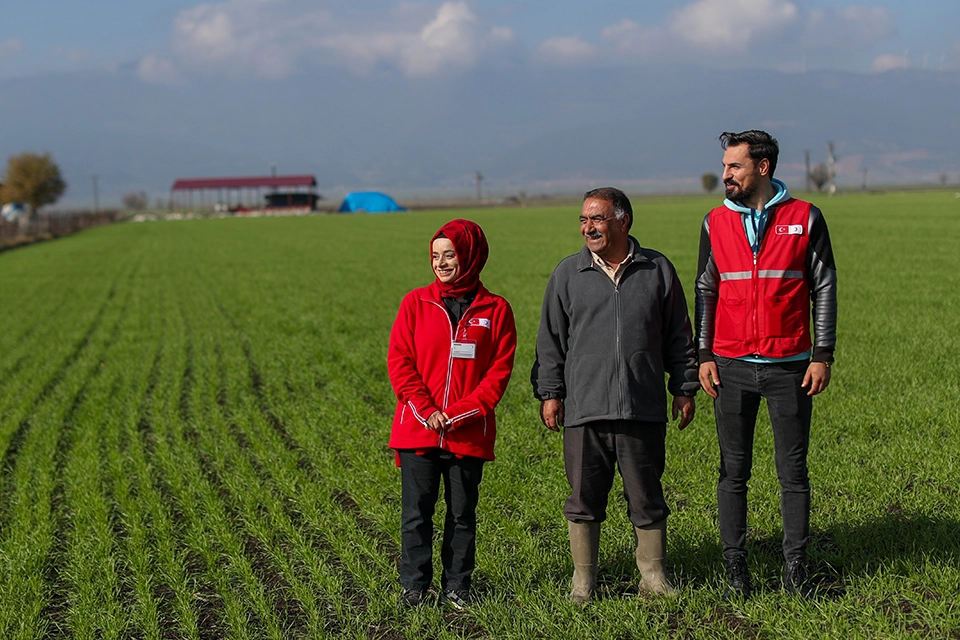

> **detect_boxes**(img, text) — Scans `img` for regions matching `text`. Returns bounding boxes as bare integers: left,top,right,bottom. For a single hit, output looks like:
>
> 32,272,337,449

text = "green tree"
701,172,719,193
1,152,67,212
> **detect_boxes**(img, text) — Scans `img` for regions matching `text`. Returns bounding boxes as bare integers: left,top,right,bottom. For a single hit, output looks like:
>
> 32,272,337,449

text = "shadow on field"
647,511,960,599
813,511,960,592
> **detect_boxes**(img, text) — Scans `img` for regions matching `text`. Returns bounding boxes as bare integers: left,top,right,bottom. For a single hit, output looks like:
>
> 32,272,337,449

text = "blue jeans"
398,449,485,591
714,356,812,563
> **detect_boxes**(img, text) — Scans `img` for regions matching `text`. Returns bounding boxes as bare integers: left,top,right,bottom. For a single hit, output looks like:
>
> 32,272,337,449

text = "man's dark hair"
583,187,632,228
719,130,779,177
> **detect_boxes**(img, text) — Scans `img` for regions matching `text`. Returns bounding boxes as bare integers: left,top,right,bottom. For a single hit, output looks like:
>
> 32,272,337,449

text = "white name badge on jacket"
452,341,477,359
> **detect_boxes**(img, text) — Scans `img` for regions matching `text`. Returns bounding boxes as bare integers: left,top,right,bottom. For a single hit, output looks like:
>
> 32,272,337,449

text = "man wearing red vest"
695,130,837,600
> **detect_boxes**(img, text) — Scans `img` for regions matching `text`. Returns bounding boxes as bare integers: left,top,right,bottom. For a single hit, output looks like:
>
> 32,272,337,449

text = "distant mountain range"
3,64,959,207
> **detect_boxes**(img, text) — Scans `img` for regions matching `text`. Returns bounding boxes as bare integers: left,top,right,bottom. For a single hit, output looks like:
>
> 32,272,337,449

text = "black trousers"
562,420,669,528
714,356,813,563
398,449,485,591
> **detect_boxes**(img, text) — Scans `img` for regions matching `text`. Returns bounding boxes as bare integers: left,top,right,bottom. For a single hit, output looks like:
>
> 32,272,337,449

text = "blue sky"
3,1,960,206
3,0,959,80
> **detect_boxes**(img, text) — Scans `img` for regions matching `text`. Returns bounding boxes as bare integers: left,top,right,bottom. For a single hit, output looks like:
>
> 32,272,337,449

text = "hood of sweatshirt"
723,178,790,213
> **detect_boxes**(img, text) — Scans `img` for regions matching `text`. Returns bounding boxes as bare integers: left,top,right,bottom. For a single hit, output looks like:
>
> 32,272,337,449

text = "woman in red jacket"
387,218,517,609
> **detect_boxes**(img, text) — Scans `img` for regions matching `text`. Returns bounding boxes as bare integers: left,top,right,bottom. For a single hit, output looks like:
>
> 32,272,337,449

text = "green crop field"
0,190,959,639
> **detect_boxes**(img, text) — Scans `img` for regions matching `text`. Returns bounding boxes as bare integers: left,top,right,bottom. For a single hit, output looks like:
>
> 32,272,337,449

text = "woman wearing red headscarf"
387,218,517,609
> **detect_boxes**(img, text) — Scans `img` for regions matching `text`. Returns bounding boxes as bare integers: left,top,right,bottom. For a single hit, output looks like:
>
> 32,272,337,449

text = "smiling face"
722,143,769,204
431,237,460,284
580,197,630,262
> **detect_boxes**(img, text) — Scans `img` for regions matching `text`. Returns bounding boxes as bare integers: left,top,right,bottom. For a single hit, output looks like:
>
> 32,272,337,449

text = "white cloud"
669,0,799,52
323,1,515,76
137,54,181,85
0,39,23,59
144,0,514,80
600,19,663,58
170,0,314,78
538,0,898,72
871,53,910,73
802,6,894,49
533,36,597,66
51,46,92,64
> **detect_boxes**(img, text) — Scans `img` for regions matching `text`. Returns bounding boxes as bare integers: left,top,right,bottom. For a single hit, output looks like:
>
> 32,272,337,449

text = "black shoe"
399,588,434,608
441,588,471,611
783,560,816,600
722,557,751,600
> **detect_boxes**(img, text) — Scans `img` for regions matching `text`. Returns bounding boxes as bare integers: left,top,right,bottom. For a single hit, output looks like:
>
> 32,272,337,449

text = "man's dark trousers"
398,449,485,591
714,356,812,563
563,419,669,527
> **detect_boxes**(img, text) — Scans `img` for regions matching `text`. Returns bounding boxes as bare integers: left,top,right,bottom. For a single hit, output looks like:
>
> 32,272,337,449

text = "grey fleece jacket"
531,237,699,426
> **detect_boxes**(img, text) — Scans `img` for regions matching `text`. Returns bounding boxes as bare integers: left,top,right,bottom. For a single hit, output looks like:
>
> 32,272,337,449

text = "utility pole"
92,175,100,213
476,171,483,201
862,167,868,191
826,141,836,195
804,151,811,192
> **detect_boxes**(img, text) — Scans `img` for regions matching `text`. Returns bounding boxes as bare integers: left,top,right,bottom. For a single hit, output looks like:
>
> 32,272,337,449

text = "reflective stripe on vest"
709,199,813,359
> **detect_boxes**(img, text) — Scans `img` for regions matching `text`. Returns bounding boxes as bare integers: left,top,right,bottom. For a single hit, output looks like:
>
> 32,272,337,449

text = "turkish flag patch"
467,318,492,329
775,224,804,235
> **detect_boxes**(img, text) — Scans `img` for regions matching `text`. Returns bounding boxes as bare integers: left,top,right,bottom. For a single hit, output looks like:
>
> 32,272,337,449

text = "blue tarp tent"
338,191,406,213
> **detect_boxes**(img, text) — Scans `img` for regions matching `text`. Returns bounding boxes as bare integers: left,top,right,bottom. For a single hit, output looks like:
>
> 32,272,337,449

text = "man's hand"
699,362,721,398
801,362,831,396
672,395,695,430
540,399,564,432
426,410,449,431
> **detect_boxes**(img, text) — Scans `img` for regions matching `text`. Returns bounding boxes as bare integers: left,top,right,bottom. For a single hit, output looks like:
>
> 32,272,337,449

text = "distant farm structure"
170,174,320,213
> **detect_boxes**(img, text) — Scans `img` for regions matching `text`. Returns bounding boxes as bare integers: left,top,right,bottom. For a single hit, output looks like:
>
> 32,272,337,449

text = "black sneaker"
783,560,816,600
441,588,471,611
399,588,433,608
722,557,751,601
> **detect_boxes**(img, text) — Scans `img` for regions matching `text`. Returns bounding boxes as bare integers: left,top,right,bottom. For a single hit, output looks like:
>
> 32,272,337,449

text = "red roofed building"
170,174,320,212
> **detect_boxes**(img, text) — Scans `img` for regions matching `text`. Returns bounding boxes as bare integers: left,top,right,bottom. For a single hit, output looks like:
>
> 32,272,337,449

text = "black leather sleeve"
694,214,718,363
807,206,838,362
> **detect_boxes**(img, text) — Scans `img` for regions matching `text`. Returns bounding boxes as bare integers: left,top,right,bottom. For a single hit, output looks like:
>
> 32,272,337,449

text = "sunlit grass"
0,190,957,637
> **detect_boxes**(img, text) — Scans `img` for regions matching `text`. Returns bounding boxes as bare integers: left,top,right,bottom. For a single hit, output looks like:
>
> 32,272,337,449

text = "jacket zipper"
595,264,625,417
427,300,456,448
615,281,624,416
752,252,760,354
750,207,772,355
426,298,487,447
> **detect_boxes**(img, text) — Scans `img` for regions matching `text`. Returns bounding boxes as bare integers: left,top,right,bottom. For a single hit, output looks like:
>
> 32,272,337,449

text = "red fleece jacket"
387,281,516,461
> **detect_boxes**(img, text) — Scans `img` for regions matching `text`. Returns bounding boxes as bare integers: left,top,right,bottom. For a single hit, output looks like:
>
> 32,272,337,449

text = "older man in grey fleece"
531,187,698,604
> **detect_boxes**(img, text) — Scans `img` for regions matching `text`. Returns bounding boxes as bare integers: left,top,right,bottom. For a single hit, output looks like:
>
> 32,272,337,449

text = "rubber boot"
635,520,678,596
568,520,600,605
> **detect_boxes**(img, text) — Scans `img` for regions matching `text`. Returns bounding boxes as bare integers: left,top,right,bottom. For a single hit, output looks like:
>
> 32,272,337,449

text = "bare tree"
122,190,149,210
826,141,836,193
701,173,719,193
939,172,949,186
809,163,831,191
1,152,67,212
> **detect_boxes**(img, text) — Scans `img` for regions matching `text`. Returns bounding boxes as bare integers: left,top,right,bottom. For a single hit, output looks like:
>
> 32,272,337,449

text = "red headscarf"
431,219,489,299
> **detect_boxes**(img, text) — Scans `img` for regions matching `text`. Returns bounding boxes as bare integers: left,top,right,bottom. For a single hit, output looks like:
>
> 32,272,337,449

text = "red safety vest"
709,198,812,358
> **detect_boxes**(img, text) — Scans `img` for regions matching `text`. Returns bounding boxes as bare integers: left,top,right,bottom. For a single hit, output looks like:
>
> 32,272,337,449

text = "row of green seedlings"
0,252,127,513
0,256,139,637
189,265,411,638
193,239,525,636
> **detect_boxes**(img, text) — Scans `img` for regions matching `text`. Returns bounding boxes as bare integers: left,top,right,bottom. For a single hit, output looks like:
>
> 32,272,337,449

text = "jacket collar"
420,281,493,307
577,236,647,272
